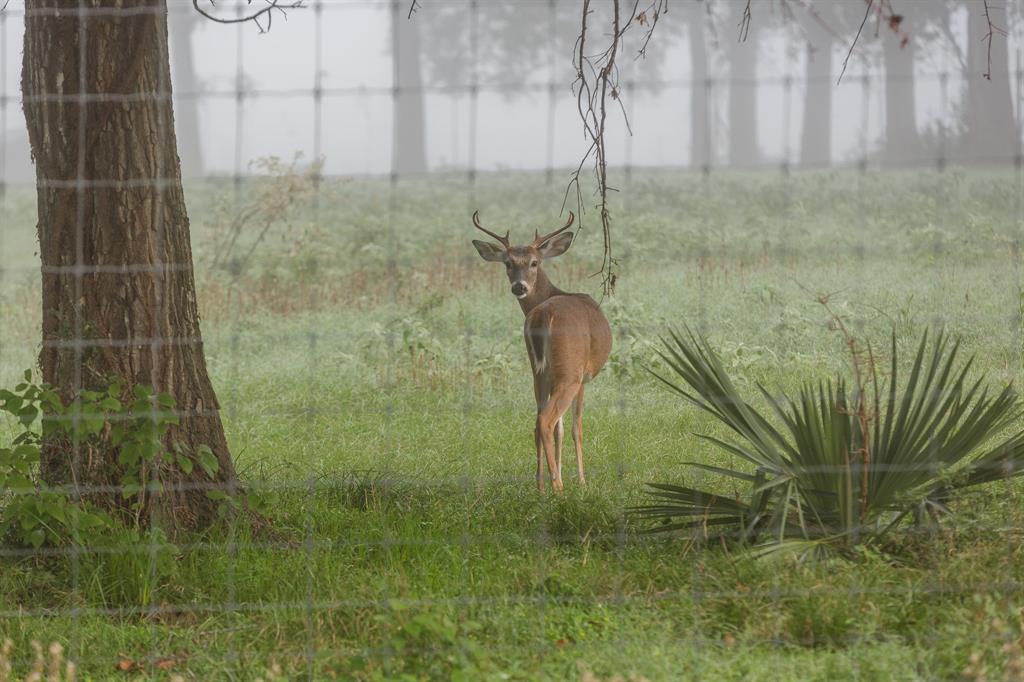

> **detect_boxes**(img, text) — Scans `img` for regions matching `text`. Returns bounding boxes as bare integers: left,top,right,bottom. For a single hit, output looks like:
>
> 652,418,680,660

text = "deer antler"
532,212,575,248
472,211,511,249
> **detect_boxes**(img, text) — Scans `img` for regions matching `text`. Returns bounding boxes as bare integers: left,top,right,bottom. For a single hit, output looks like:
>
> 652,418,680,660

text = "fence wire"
2,0,1024,679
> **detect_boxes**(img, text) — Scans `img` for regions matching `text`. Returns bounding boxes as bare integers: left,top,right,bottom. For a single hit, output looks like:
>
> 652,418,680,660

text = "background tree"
881,14,921,165
727,1,760,167
798,11,836,167
169,5,204,177
963,0,1016,163
687,1,711,169
392,1,427,175
21,0,237,531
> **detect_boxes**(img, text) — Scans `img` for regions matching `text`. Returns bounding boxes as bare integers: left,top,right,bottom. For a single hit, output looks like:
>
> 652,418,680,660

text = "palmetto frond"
631,328,1024,551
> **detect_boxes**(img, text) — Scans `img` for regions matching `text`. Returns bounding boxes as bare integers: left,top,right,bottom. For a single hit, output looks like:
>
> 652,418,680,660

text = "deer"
471,211,612,493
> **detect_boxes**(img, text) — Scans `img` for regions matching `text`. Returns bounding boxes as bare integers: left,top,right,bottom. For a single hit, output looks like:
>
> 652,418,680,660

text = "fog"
1,0,1022,180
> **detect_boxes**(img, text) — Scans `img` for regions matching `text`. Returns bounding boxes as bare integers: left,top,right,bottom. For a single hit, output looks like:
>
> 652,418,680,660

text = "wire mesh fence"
2,0,1024,679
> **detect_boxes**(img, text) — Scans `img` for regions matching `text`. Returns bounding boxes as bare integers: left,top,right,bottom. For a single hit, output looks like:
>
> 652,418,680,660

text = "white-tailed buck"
471,211,612,492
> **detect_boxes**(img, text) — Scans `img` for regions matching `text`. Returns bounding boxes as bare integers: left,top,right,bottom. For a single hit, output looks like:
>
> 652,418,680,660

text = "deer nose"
511,282,528,297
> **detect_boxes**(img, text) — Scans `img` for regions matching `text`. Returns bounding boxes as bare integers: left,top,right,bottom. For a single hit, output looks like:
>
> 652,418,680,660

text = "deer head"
470,211,575,299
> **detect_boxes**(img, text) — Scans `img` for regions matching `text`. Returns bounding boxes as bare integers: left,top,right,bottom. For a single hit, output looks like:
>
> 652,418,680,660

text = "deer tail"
526,311,553,376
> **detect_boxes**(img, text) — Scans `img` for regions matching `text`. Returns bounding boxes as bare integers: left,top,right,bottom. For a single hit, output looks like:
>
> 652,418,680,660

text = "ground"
1,169,1023,680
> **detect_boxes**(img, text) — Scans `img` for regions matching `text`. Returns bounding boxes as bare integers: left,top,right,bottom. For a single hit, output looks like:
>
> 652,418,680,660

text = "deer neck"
517,267,565,316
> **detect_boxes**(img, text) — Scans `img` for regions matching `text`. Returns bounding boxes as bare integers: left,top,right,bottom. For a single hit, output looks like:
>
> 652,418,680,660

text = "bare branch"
837,0,911,84
635,0,669,60
569,0,667,296
982,0,1008,80
738,0,752,43
192,0,305,33
838,0,874,85
407,0,421,20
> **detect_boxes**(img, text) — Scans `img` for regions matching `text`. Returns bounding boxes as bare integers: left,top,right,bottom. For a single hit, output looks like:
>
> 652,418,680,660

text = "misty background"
1,0,1023,181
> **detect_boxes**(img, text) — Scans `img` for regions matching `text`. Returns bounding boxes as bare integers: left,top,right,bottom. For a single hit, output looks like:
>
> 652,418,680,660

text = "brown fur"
472,214,612,492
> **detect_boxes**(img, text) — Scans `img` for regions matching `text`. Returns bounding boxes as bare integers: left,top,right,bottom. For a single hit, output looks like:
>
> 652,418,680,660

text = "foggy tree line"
389,0,1019,174
5,1,1020,178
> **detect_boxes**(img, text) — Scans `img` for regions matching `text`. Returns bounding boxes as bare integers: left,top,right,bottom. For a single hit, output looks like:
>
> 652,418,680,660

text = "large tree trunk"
392,4,427,175
800,35,832,167
728,16,759,168
21,0,236,531
963,1,1016,164
169,6,203,177
689,7,710,170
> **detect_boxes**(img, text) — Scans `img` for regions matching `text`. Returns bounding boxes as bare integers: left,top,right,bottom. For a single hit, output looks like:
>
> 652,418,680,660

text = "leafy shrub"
0,372,258,606
0,372,111,548
631,328,1024,557
202,153,327,278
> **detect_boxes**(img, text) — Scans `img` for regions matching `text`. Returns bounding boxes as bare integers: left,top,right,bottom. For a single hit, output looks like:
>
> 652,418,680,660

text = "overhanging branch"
192,0,305,33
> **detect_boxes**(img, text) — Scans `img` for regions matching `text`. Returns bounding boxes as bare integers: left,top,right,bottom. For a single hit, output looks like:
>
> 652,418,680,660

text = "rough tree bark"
882,23,921,166
800,32,832,167
963,1,1016,164
21,0,236,531
392,2,427,175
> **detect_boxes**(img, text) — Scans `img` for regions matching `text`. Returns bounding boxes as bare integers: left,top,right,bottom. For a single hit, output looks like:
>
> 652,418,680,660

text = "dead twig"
738,0,752,43
569,0,667,296
407,0,421,20
982,0,1007,80
192,0,305,33
838,0,874,84
838,0,911,84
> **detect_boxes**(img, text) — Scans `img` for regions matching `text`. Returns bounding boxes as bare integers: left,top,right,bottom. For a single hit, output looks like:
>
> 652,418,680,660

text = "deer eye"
530,261,538,268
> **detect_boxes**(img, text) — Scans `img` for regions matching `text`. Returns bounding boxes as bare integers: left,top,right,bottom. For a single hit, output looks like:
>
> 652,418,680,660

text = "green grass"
1,169,1024,679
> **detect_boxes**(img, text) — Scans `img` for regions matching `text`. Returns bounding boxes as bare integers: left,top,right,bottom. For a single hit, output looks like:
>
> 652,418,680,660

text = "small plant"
203,153,326,277
347,601,491,681
0,372,111,548
0,372,233,539
631,325,1024,557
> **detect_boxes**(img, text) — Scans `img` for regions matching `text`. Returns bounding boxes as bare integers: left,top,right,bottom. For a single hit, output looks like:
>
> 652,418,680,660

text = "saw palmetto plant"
631,326,1024,556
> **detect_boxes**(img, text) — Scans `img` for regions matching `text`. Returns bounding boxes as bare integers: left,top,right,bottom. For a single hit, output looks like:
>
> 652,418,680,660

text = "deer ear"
472,240,506,262
539,232,573,259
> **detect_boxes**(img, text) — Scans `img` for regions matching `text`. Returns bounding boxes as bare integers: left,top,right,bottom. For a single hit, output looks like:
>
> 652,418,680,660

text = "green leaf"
98,396,122,411
176,455,194,475
17,405,38,427
118,442,140,466
197,445,219,478
121,477,142,499
27,528,45,548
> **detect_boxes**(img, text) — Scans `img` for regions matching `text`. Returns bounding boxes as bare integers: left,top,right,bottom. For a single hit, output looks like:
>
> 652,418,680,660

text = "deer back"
524,293,611,383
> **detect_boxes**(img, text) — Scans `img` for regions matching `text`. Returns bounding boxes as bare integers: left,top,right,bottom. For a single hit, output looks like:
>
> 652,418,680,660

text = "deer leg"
538,381,581,493
555,416,564,482
572,385,586,486
533,373,552,493
534,419,544,492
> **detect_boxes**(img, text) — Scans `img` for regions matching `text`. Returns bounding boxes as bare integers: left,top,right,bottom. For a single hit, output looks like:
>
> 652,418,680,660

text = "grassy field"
1,168,1024,680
